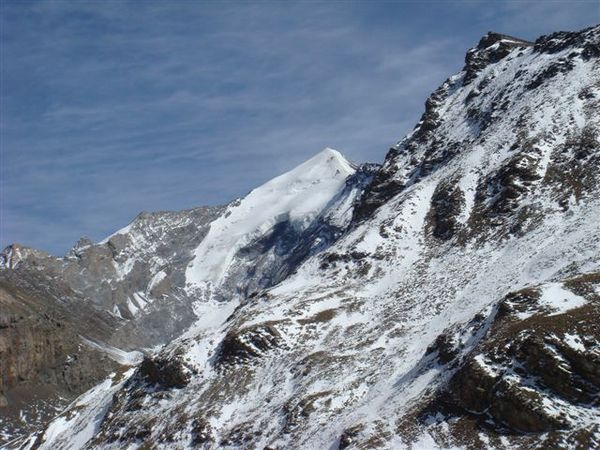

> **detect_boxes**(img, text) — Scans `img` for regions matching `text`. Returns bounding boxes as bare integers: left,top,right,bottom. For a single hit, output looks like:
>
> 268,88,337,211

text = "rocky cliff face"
4,25,600,450
404,273,600,449
0,268,123,442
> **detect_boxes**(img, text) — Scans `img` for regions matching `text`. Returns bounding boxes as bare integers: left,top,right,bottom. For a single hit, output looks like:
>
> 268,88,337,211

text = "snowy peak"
250,147,355,202
281,147,355,181
357,24,599,223
185,148,356,289
463,31,533,84
475,31,533,50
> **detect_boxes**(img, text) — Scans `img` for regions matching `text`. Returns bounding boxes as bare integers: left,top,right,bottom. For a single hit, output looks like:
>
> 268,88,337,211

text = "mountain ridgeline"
1,25,599,450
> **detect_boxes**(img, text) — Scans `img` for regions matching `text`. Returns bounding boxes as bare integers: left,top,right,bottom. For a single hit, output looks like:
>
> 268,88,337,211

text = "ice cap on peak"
284,147,355,181
185,147,356,288
315,146,345,159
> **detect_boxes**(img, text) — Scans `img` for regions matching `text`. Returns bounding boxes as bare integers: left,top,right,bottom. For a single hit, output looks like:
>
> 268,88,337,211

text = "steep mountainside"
1,149,375,446
185,148,374,300
0,269,124,442
4,25,600,450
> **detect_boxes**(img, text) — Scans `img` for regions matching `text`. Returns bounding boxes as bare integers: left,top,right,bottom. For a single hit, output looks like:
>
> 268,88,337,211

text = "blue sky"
2,0,598,255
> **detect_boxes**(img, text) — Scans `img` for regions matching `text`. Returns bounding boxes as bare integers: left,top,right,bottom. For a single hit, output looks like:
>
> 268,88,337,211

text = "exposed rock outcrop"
418,274,600,447
0,269,119,440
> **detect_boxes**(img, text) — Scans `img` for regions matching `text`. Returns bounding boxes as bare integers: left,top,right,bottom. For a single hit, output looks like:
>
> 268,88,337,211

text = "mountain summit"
0,146,374,443
2,25,599,450
185,147,355,289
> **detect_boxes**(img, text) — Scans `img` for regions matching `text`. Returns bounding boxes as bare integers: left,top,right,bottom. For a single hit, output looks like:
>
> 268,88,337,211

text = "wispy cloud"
2,0,597,254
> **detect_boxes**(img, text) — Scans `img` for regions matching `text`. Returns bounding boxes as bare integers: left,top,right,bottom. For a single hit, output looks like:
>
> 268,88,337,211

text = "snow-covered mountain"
0,147,375,443
2,25,600,450
185,148,362,298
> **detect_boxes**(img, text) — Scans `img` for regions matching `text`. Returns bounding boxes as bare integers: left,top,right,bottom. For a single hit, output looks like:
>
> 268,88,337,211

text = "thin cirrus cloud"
1,0,598,255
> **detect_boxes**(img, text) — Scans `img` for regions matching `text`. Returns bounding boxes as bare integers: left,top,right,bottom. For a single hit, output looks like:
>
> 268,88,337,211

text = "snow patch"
147,270,167,292
80,337,143,366
538,283,587,316
563,333,586,352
